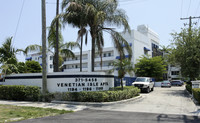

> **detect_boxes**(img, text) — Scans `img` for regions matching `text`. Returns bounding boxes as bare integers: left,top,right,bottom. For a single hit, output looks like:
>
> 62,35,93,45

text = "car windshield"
162,81,170,83
135,78,148,82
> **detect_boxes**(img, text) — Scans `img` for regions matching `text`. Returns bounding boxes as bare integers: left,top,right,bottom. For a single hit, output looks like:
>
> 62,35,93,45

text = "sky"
1,0,200,62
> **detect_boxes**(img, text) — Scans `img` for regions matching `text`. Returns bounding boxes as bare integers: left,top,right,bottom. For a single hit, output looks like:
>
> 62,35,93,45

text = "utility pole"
55,0,59,72
180,16,200,30
41,0,47,96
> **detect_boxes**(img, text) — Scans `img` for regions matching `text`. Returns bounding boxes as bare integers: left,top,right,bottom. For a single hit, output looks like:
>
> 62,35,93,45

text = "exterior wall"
2,72,114,92
168,65,181,80
25,52,54,73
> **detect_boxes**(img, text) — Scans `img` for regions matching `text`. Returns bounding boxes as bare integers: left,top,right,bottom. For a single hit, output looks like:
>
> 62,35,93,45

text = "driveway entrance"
90,86,199,116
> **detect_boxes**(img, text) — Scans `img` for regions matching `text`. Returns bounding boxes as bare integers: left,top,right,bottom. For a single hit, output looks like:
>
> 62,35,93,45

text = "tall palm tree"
60,0,132,72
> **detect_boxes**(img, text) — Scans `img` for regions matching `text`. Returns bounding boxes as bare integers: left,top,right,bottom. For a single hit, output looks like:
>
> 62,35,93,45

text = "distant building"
168,64,182,80
25,52,54,73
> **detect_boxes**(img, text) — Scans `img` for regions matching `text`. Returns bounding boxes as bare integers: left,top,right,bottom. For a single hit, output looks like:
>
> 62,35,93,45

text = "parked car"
161,80,171,88
132,77,154,93
171,80,183,86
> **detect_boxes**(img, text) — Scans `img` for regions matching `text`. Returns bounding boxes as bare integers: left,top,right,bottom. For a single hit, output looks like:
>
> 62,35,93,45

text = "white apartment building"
62,25,160,85
25,52,54,73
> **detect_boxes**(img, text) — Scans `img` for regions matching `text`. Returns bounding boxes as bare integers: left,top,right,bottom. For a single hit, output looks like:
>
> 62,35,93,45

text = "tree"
170,27,200,80
17,62,27,73
19,28,78,72
0,37,18,65
110,59,134,90
60,0,132,72
134,56,166,81
26,61,42,73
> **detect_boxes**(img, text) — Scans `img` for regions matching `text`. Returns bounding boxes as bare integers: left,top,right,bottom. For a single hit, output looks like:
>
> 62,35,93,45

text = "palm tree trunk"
90,28,95,72
80,36,83,72
55,0,59,72
120,78,124,90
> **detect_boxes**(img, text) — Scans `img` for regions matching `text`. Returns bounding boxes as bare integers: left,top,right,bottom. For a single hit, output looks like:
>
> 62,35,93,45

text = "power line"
180,0,183,18
195,0,200,16
187,0,191,17
13,0,26,43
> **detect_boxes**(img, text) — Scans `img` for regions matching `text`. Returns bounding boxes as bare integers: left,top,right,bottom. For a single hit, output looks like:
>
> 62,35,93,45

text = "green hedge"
54,86,140,102
192,88,200,104
186,84,192,94
0,85,40,101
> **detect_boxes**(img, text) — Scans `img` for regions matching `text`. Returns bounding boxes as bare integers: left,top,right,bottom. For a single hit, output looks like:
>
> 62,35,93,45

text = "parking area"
90,86,200,116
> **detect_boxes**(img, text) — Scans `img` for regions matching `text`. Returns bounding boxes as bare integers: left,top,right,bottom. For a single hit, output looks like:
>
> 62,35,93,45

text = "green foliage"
26,61,42,73
60,0,131,71
192,88,200,104
53,86,140,102
186,84,192,94
0,37,18,64
134,56,166,80
0,85,40,101
110,59,134,89
1,64,18,75
17,62,27,73
170,28,200,80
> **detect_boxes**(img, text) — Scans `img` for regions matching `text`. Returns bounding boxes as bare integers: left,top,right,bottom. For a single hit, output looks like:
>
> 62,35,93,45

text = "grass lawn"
0,104,73,123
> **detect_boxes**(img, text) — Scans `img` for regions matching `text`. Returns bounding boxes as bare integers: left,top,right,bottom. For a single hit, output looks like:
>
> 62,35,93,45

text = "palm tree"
76,27,87,72
60,0,132,72
19,25,78,72
109,59,134,90
0,37,18,65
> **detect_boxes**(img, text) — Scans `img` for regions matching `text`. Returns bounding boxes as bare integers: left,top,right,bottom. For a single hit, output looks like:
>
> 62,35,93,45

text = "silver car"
161,80,171,88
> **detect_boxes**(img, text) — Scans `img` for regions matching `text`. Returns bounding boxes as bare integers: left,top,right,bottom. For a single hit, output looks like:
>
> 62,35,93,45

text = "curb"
51,95,143,106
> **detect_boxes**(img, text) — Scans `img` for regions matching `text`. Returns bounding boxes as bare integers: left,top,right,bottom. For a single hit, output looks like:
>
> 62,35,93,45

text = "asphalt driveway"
89,86,199,116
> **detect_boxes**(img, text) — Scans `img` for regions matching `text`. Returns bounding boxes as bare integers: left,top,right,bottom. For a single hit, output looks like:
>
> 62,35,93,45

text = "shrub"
192,88,200,104
186,84,192,94
26,61,42,73
0,85,40,101
53,86,140,102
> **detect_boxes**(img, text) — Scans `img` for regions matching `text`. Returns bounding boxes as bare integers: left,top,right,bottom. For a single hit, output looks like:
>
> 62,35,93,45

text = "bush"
0,85,40,101
192,88,200,104
186,84,192,94
26,61,42,73
53,86,140,102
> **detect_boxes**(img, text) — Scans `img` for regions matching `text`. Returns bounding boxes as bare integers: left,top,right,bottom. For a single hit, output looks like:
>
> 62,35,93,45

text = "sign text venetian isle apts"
57,77,109,92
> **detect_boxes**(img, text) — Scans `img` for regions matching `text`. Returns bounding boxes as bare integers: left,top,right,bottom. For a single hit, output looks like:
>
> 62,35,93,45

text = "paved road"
14,109,200,123
14,86,200,123
89,86,199,116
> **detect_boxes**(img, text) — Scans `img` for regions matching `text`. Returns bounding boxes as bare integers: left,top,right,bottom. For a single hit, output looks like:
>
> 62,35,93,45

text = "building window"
50,56,53,60
50,64,53,68
104,53,106,57
108,53,111,57
144,50,148,55
171,71,179,75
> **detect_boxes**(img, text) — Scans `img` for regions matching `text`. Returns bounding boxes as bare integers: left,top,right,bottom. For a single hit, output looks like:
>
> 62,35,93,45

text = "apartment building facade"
62,25,160,85
25,52,54,73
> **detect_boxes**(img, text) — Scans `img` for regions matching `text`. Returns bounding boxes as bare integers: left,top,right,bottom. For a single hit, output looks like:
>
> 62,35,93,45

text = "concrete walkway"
0,100,87,112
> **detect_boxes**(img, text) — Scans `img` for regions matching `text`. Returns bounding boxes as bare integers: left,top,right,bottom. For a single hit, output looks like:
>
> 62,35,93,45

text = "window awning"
25,57,32,60
144,47,150,51
116,55,130,59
